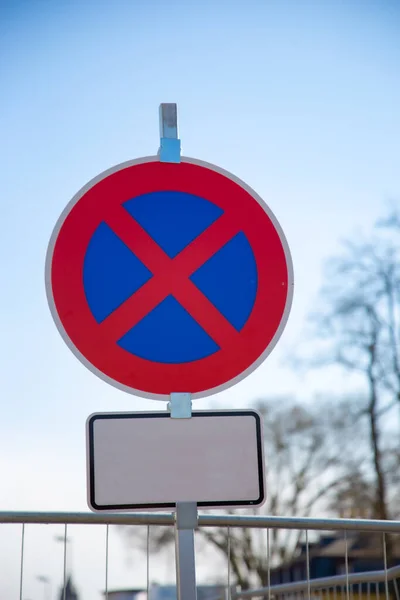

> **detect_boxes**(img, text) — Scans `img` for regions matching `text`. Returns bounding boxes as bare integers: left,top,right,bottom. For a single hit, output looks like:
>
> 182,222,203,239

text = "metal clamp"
168,392,192,418
158,103,181,163
175,502,198,530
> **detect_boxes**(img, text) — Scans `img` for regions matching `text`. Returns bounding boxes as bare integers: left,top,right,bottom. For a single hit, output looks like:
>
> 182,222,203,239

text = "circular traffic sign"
46,156,293,400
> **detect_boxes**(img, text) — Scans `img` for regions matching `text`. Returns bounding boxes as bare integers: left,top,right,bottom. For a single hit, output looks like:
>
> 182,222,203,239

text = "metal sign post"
169,392,197,600
175,501,198,600
47,101,289,600
162,104,198,600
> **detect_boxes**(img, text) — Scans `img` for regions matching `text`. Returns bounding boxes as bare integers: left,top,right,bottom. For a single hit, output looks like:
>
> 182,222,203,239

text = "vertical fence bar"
147,525,150,600
305,530,311,600
382,533,389,600
63,524,68,600
344,532,350,600
227,527,231,600
367,582,371,600
105,524,109,600
375,582,379,600
393,578,400,600
267,528,271,600
19,523,25,600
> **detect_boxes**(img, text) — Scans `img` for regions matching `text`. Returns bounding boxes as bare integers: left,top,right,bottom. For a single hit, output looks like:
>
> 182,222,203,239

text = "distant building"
103,591,144,600
149,584,225,600
104,584,226,600
270,532,400,597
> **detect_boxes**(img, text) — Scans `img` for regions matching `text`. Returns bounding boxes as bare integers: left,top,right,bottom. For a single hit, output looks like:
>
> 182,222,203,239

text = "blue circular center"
83,191,258,363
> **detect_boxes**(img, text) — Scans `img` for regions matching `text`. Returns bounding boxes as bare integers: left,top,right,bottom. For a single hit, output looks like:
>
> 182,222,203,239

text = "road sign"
86,410,265,511
46,156,293,399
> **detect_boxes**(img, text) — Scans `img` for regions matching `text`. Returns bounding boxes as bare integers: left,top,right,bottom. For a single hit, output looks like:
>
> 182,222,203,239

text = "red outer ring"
47,157,292,399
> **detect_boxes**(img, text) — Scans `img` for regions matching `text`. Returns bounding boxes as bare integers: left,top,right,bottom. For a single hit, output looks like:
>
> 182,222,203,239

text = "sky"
1,0,400,599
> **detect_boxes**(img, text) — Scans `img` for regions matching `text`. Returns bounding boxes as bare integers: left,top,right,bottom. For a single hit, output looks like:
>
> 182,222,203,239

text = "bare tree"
308,211,400,521
196,396,368,589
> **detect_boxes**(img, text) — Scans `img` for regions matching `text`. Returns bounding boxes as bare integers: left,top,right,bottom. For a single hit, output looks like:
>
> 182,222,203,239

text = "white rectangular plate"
86,410,265,511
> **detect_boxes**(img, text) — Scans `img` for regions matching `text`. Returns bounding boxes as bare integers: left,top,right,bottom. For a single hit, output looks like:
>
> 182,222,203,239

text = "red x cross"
103,204,242,348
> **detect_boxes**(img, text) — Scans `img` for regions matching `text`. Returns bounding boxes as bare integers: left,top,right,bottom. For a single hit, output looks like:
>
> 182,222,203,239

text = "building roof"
103,590,144,595
295,533,400,561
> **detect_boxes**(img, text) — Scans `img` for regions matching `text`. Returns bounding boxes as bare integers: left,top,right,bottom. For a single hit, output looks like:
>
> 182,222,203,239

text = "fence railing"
233,563,400,600
1,512,400,531
1,512,399,600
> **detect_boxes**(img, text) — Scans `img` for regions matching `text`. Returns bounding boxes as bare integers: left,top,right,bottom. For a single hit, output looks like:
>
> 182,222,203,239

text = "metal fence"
1,512,399,600
234,561,400,600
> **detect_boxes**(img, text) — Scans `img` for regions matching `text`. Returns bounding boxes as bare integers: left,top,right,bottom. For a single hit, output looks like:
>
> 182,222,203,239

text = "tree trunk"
367,340,388,520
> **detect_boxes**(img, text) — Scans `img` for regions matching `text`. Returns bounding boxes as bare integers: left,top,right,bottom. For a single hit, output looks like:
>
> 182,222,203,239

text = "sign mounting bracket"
168,392,192,418
158,103,181,163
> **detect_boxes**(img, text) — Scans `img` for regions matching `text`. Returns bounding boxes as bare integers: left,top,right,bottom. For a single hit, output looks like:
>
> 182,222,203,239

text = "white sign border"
86,409,265,512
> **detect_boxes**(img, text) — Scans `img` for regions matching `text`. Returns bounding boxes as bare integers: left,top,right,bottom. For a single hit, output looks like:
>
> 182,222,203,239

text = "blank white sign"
87,410,265,511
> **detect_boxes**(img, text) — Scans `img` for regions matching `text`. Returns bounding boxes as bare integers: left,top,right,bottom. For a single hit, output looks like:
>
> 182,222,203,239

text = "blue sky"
1,0,400,598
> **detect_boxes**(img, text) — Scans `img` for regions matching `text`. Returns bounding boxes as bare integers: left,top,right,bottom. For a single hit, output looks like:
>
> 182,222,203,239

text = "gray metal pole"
175,502,198,600
169,394,197,600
